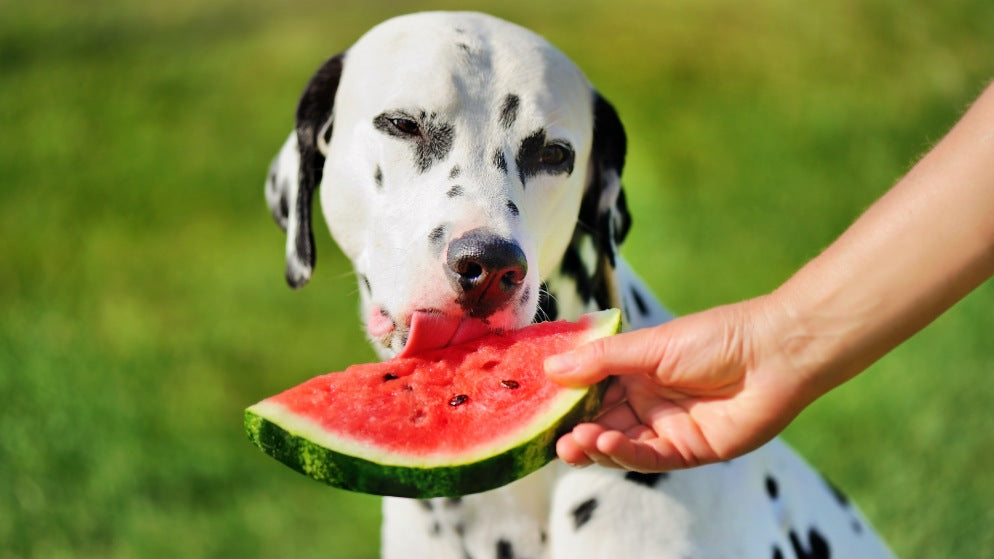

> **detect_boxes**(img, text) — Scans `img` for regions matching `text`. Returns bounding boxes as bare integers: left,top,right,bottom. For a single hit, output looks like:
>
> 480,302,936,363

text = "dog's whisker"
533,285,560,323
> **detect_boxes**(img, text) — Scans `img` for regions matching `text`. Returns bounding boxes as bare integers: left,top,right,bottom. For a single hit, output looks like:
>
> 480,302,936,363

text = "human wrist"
755,286,854,408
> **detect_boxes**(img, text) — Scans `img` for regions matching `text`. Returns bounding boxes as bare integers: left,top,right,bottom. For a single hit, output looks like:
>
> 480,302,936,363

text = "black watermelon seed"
449,394,469,407
383,373,399,381
500,380,520,389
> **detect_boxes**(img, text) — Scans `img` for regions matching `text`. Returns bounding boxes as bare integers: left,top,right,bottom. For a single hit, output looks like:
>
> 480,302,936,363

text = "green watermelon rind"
245,308,620,498
245,381,605,498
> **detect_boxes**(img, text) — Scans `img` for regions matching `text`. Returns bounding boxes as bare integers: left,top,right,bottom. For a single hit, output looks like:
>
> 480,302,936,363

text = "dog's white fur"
266,11,895,558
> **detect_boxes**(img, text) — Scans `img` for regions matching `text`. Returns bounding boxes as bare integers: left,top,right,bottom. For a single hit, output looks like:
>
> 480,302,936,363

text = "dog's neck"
539,225,670,332
539,227,624,323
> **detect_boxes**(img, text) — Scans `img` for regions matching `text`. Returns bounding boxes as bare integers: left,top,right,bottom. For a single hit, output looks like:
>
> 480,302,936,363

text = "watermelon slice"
245,308,620,498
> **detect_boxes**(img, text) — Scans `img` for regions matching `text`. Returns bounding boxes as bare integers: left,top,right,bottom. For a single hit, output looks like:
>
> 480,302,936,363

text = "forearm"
770,81,994,399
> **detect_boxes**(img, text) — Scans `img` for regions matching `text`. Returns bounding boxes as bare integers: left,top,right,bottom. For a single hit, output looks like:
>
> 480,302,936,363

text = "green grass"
1,1,992,557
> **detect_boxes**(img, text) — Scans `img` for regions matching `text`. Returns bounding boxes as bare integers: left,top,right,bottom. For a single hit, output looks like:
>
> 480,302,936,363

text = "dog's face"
266,12,629,358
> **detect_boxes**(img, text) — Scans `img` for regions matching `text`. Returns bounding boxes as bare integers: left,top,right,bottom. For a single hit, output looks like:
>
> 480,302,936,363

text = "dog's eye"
389,118,421,137
539,143,571,166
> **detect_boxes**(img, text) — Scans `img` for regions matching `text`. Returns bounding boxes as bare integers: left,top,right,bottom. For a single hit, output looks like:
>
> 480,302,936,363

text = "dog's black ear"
580,93,632,268
263,53,345,289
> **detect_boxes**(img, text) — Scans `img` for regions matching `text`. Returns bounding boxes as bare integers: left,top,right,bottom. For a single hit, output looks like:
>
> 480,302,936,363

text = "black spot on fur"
429,225,447,253
624,471,668,487
506,200,519,216
519,285,530,306
276,187,289,225
515,129,574,186
296,54,344,193
419,500,433,511
266,169,289,224
289,53,345,288
560,243,594,304
416,118,454,172
765,475,779,500
499,94,520,129
432,521,441,536
516,131,544,184
447,185,464,198
494,149,508,173
789,528,831,559
823,476,850,507
534,283,558,322
496,539,515,559
445,497,462,507
630,285,650,316
572,498,597,529
359,274,371,294
449,165,461,179
590,94,627,183
373,111,454,173
810,529,831,559
577,95,631,271
321,119,334,146
374,166,383,188
612,187,632,246
457,42,471,53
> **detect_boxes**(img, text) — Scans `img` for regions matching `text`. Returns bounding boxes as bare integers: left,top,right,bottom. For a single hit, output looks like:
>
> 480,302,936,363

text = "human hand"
544,296,815,472
543,81,994,473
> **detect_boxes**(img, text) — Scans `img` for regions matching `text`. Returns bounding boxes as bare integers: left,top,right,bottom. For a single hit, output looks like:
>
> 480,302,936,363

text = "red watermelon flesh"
245,309,620,497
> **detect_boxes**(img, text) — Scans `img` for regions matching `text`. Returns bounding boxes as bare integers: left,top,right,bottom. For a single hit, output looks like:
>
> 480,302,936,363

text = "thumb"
544,326,668,387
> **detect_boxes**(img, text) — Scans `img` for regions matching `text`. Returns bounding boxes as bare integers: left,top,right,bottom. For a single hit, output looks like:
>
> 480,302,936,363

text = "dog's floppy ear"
264,53,344,289
580,93,632,268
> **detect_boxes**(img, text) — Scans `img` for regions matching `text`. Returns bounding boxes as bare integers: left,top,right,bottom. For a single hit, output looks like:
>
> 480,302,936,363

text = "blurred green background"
2,0,992,557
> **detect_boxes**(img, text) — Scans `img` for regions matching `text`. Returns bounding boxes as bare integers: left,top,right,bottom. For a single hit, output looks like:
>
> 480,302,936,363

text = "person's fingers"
568,423,611,461
555,434,593,467
561,424,685,472
544,326,670,387
599,380,626,409
594,430,696,472
591,398,642,432
563,423,634,469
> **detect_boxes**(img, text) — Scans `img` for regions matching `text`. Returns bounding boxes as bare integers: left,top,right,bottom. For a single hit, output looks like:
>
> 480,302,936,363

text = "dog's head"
266,12,630,358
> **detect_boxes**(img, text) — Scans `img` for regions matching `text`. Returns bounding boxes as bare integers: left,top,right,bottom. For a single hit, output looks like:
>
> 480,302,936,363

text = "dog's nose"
445,229,527,318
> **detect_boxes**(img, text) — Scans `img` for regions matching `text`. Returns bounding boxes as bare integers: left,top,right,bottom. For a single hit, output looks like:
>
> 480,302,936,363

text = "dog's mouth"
396,310,493,357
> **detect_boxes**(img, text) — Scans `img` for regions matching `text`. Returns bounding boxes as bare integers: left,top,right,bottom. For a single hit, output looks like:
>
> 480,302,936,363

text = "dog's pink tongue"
399,311,491,357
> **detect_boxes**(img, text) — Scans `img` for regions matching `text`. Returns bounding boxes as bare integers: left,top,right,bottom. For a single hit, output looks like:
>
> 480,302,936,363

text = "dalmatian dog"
264,11,896,559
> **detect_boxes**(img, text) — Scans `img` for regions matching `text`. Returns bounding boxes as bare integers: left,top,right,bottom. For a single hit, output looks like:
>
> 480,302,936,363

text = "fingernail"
544,352,579,375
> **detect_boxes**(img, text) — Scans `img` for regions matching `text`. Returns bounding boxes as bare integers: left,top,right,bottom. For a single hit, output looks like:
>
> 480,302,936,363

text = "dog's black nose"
445,229,527,318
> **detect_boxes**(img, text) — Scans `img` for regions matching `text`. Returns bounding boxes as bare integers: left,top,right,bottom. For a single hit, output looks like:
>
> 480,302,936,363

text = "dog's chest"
381,439,893,559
